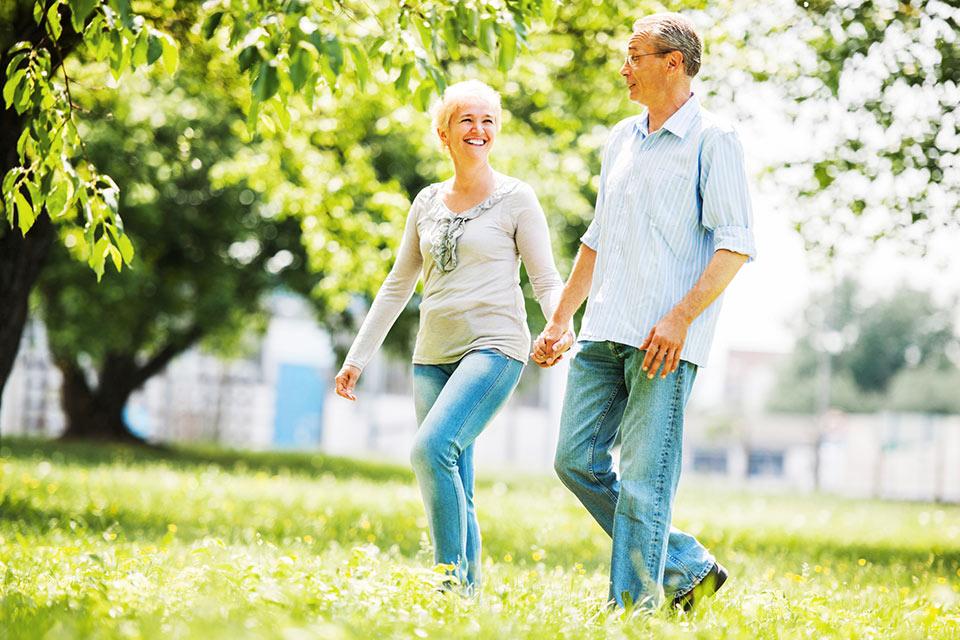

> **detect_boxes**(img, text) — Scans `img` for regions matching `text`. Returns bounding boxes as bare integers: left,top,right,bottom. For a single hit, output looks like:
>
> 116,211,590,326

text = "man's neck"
644,87,693,133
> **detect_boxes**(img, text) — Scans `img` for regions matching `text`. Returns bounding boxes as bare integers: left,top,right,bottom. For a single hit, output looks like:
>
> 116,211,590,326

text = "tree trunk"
57,359,145,443
54,329,203,443
0,217,55,423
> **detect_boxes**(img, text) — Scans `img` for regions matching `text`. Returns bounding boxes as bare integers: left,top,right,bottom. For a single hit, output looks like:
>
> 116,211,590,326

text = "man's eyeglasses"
624,51,674,66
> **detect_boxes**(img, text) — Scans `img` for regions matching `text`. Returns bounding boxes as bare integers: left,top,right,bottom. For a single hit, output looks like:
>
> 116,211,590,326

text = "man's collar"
634,93,700,139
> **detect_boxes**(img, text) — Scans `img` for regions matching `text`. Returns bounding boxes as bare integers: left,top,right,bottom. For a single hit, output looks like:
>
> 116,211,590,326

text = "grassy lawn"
2,438,958,638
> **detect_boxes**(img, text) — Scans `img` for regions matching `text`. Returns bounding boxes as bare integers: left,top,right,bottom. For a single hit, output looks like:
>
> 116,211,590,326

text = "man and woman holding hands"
334,12,756,611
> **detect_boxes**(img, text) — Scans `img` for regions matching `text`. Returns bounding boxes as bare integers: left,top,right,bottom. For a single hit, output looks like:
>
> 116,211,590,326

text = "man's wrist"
669,305,694,326
549,310,572,328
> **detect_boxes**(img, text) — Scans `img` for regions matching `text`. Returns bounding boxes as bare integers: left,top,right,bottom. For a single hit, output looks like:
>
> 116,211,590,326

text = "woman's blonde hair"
429,80,502,142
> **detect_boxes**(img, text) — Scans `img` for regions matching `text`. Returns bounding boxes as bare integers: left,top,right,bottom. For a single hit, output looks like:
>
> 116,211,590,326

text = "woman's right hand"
334,364,361,401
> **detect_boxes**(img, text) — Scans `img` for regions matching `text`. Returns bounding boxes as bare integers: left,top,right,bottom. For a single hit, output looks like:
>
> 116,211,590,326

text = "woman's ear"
437,127,448,147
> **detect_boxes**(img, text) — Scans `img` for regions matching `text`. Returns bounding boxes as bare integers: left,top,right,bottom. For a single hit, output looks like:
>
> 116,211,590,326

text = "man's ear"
668,50,685,74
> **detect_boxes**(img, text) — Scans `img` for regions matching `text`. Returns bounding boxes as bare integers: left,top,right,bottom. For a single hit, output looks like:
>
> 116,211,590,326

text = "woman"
334,80,567,593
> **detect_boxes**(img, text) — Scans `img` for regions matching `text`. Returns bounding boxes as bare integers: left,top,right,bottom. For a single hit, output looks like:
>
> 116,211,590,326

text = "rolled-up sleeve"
700,130,757,261
580,217,601,250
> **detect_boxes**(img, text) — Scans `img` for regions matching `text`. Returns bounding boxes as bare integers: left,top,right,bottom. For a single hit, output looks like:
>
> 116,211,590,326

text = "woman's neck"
449,159,495,194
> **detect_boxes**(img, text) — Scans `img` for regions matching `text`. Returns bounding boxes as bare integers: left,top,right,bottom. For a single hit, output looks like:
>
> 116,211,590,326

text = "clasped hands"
531,321,575,368
531,310,690,378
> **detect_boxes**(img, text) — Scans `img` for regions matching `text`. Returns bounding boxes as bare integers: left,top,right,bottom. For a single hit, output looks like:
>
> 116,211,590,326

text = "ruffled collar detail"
427,175,520,273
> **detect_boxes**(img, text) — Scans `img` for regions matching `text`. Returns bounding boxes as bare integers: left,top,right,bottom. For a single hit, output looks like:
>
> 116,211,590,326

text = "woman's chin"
453,146,491,162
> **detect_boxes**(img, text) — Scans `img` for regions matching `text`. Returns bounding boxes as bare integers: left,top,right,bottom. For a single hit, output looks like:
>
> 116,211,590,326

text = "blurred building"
1,293,332,449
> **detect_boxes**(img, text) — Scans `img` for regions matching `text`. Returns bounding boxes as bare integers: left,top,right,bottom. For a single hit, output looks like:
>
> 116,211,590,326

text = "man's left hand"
639,310,690,379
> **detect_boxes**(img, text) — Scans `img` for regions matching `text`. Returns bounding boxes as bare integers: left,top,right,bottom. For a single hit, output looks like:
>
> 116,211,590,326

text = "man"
533,13,756,610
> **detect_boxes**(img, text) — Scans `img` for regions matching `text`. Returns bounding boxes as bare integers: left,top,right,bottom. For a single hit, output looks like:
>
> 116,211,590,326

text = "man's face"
619,33,675,105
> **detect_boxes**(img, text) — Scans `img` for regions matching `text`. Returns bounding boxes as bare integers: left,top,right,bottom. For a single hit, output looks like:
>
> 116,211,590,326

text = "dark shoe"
672,562,728,612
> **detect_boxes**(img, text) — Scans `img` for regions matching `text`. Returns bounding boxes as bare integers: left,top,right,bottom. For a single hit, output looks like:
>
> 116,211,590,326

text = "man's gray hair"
633,13,702,78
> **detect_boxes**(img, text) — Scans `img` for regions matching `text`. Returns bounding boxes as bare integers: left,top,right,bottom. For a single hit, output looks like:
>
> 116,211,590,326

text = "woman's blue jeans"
554,340,716,609
411,348,524,591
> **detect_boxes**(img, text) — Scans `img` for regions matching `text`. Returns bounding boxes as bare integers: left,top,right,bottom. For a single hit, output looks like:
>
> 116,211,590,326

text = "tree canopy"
779,0,958,258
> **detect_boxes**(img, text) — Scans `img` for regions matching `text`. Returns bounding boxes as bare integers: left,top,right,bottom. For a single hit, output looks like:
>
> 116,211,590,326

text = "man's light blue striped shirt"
579,94,756,367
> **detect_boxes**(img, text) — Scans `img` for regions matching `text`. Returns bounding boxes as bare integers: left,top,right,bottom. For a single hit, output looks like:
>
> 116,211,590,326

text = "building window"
747,450,784,477
692,449,728,474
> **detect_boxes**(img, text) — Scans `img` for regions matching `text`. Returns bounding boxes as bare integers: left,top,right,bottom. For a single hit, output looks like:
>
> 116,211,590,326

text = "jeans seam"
647,364,685,582
587,348,624,504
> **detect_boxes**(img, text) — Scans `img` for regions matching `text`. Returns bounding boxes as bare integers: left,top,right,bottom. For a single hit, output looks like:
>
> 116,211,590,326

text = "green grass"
2,438,959,639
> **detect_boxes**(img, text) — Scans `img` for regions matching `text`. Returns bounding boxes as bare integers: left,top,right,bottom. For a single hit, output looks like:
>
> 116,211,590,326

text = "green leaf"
3,69,26,109
6,51,29,78
423,62,446,93
147,34,163,65
2,167,23,197
107,243,123,272
14,190,35,235
115,0,132,27
159,33,179,74
498,28,517,73
109,29,126,78
8,41,32,56
411,81,433,112
89,235,110,281
116,232,135,264
68,0,98,33
542,0,557,27
394,62,413,92
237,45,260,73
413,15,434,56
441,15,460,60
132,29,149,67
16,128,33,158
252,61,279,102
46,177,73,218
202,11,224,39
25,180,42,215
47,3,63,41
289,48,312,91
246,99,261,133
478,18,496,55
346,43,367,91
317,34,343,76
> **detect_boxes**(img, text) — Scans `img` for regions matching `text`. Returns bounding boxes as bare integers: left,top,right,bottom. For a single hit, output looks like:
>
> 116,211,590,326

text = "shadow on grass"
1,437,414,484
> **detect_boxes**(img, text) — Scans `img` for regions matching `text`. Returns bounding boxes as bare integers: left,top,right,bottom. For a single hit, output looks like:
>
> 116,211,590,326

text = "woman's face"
440,98,498,163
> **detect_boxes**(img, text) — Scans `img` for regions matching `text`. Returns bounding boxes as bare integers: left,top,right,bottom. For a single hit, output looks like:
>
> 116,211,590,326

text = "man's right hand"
532,321,575,368
334,364,361,401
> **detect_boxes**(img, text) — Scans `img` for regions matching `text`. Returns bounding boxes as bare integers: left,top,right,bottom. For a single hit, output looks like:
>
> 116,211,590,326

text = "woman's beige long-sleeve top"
343,174,564,370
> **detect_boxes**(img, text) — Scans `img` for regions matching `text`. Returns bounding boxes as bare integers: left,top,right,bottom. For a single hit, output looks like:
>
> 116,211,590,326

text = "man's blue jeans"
411,349,524,591
554,340,715,608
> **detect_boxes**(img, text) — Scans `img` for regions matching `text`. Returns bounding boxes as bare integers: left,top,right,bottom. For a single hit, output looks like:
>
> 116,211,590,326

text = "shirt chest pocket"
642,168,696,257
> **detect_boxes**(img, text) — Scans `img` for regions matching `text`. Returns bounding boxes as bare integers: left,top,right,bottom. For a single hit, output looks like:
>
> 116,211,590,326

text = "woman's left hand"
335,364,361,401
